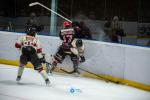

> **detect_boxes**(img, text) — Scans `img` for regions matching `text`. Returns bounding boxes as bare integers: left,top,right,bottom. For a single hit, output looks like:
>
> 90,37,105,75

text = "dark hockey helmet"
72,21,80,27
26,26,37,37
63,21,71,28
76,39,83,48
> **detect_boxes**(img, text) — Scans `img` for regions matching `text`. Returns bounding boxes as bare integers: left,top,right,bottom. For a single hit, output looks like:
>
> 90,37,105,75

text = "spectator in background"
146,25,150,46
89,10,96,20
27,12,38,26
7,21,13,31
146,25,150,35
147,40,150,46
79,21,92,39
26,12,44,34
2,21,13,32
72,21,92,40
110,16,125,43
72,21,82,38
110,16,120,42
103,18,112,42
138,24,146,36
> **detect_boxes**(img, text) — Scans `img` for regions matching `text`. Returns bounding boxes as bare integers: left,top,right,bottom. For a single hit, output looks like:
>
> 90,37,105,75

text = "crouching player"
15,26,50,85
48,39,85,74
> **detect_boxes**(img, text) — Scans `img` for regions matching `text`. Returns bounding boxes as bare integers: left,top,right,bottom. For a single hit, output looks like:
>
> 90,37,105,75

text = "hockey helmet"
113,16,119,21
76,39,83,48
63,21,71,28
26,26,37,37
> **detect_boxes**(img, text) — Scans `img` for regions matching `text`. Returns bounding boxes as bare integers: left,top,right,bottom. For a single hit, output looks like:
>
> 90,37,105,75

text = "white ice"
0,64,150,100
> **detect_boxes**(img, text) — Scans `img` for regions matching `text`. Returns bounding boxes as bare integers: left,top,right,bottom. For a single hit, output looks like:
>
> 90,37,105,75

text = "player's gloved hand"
38,53,46,63
40,56,46,63
80,56,85,63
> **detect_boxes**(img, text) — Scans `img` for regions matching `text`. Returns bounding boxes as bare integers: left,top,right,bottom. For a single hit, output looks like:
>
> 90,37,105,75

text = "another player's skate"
50,65,55,73
73,69,80,77
46,62,56,74
75,69,80,74
16,76,21,82
46,63,51,74
49,64,56,74
45,78,50,86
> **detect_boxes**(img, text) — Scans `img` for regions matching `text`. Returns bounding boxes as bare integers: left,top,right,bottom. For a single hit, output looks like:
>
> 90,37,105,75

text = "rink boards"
0,31,150,91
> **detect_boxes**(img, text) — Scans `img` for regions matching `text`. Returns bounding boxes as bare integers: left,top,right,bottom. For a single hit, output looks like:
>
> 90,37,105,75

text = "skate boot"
46,63,56,74
16,76,21,82
45,78,50,86
73,69,80,77
50,65,55,73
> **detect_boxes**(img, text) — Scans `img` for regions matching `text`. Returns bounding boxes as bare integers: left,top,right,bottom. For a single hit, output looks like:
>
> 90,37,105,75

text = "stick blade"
29,2,39,7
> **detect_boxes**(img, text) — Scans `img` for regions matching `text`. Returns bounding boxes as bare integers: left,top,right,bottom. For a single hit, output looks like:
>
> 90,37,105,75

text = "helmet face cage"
76,39,83,48
26,27,37,37
63,21,71,28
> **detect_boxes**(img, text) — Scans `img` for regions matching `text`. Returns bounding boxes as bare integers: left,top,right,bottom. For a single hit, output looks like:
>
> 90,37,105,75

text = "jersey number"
63,34,73,44
24,40,34,46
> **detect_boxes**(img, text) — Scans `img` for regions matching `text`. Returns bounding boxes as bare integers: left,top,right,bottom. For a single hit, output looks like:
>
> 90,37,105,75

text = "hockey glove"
38,53,46,63
80,56,85,63
40,56,46,63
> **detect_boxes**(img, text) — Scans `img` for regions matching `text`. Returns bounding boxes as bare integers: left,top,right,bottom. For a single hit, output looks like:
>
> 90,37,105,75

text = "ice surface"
0,64,150,100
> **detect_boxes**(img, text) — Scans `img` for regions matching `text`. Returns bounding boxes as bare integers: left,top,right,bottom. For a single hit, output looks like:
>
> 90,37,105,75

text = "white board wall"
0,31,150,85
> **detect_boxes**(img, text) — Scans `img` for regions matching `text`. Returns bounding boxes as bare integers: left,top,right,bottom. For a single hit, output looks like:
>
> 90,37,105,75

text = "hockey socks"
39,70,50,85
16,66,24,81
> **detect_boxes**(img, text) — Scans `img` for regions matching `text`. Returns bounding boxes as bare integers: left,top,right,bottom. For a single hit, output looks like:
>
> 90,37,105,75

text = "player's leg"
70,54,80,74
16,55,27,82
31,54,50,85
47,47,66,73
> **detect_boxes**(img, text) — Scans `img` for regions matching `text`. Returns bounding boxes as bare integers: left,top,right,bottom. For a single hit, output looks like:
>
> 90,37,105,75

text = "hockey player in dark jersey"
59,21,75,45
47,37,85,74
15,26,50,85
46,21,75,73
46,21,85,74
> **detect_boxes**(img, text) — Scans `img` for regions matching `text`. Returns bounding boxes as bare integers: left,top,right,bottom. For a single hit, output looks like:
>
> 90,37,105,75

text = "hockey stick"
44,55,118,83
29,2,72,23
44,61,51,65
60,68,75,74
60,66,115,83
45,61,118,83
78,67,120,83
43,61,75,74
78,67,108,82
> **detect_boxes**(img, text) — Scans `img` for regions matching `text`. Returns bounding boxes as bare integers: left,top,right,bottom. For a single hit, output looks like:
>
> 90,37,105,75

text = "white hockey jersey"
15,35,42,55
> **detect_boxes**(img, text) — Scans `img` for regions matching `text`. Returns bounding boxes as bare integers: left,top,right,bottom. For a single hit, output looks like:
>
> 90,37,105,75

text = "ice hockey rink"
0,64,150,100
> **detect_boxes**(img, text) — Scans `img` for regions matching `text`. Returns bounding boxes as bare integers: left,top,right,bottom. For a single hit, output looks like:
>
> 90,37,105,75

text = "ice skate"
45,79,50,86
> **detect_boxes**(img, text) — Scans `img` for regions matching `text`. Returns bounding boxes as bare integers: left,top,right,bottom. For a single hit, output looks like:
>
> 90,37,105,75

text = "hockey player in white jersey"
15,26,50,85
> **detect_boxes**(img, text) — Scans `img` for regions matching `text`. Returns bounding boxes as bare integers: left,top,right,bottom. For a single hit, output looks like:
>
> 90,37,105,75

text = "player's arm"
36,39,45,63
70,39,79,55
70,46,85,63
59,31,63,40
36,39,43,57
70,47,79,55
78,45,85,63
15,36,23,49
